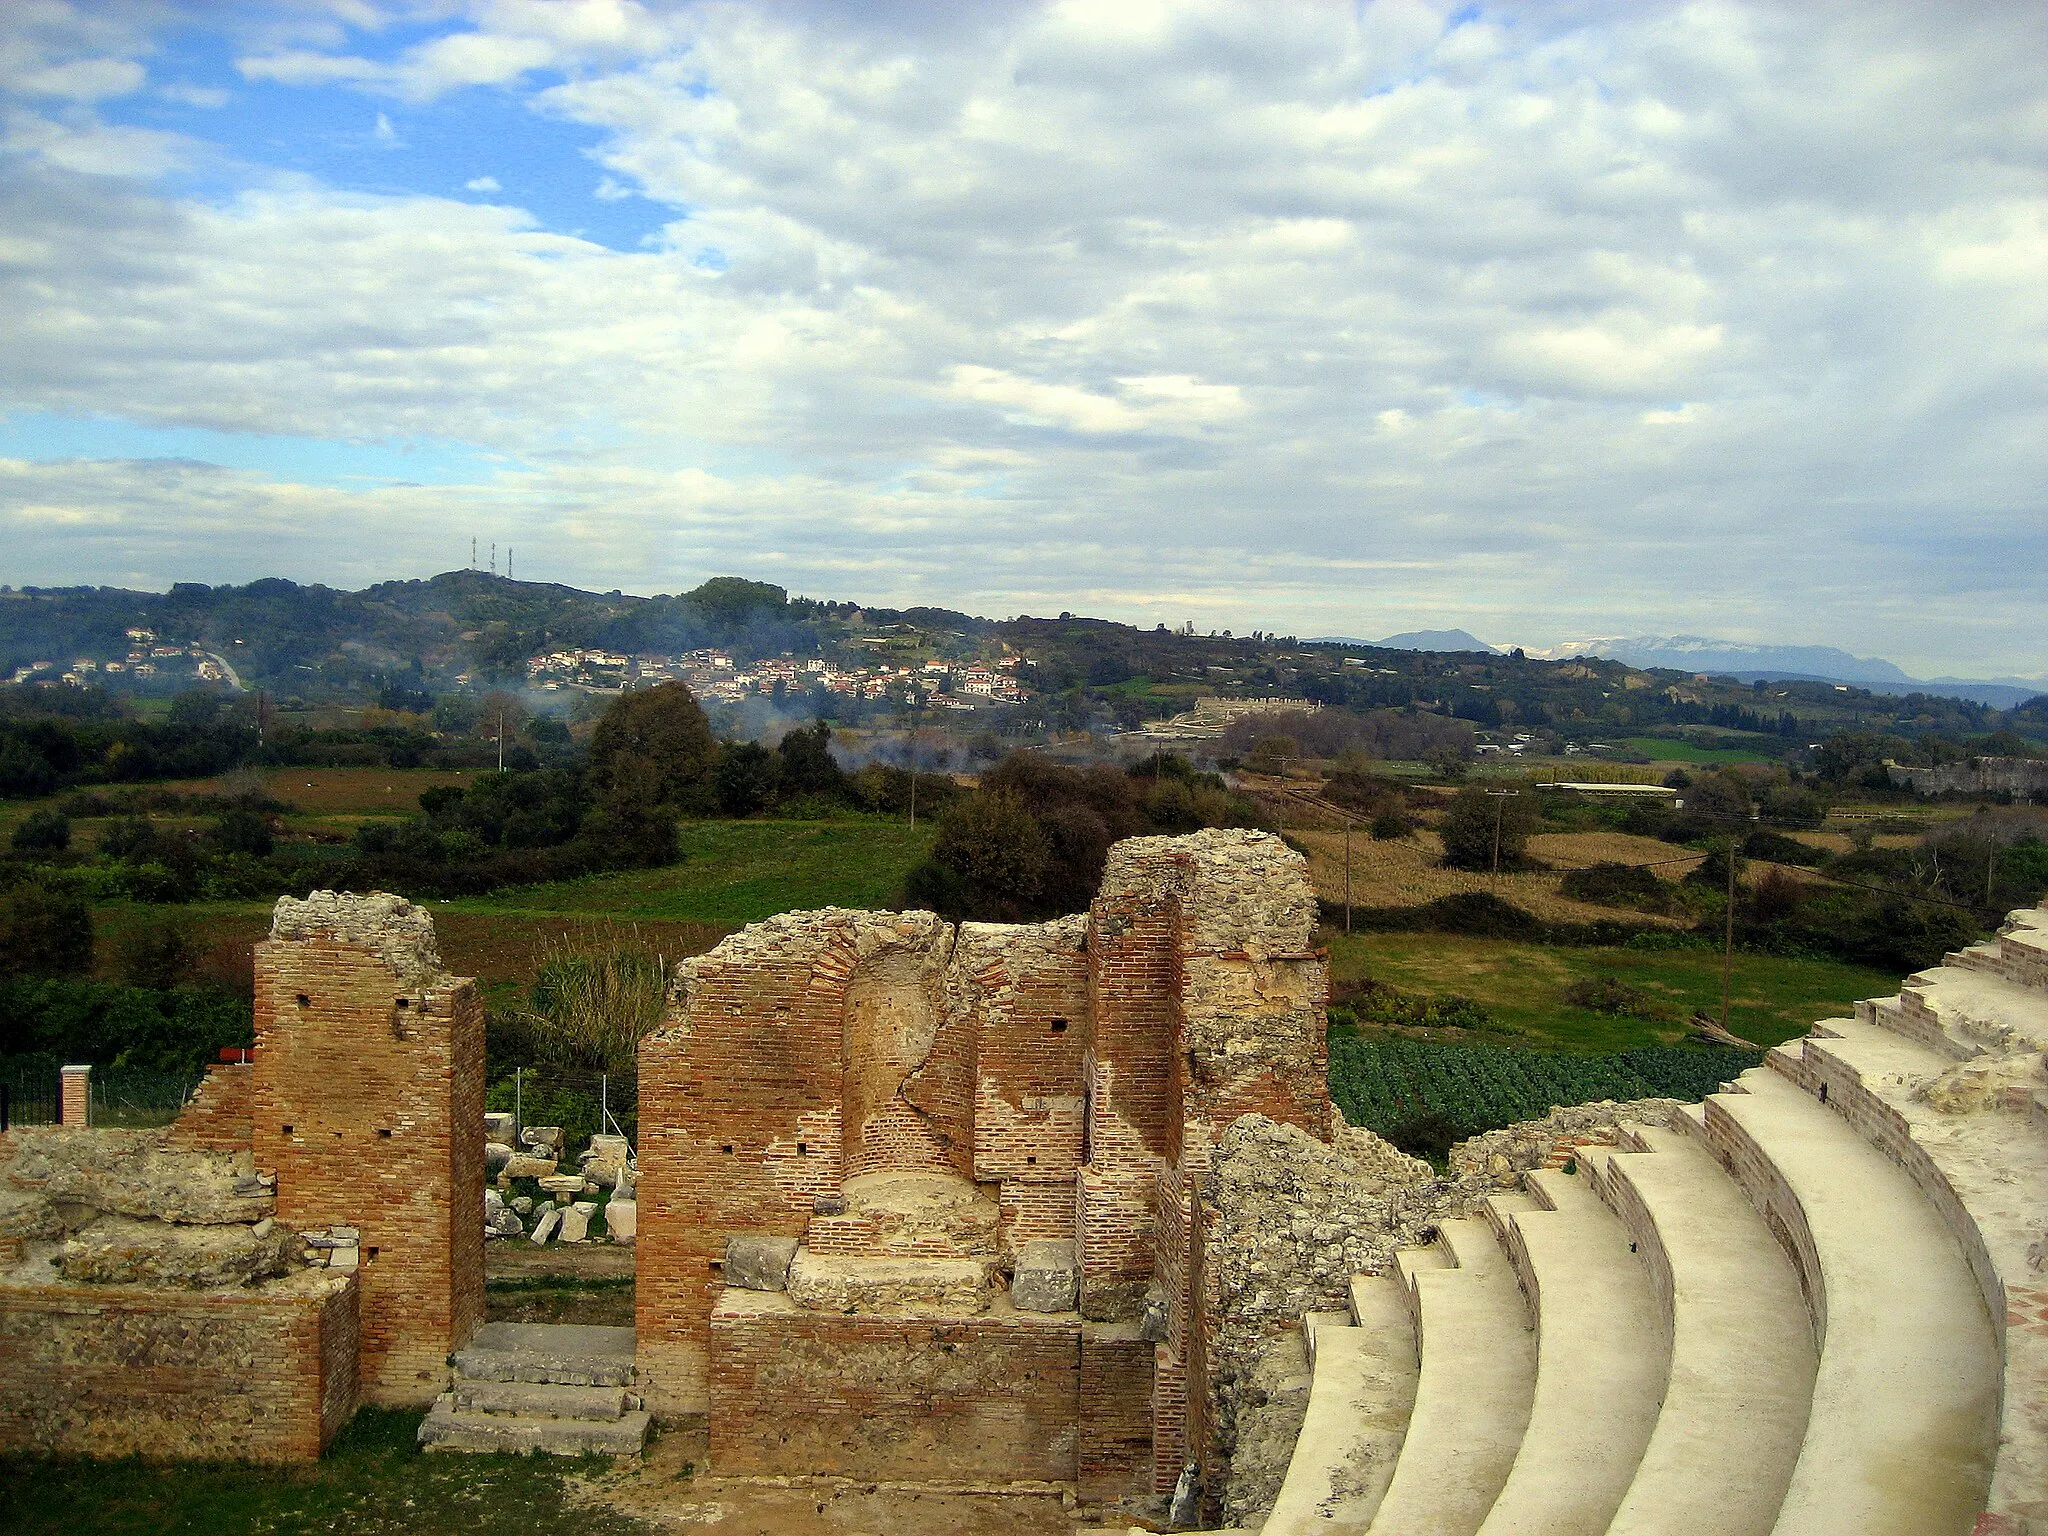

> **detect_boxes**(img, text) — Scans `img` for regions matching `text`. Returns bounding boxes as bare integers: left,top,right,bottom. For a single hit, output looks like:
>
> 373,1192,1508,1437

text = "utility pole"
1486,788,1521,877
1721,835,1738,1036
907,692,920,830
496,703,505,772
1987,842,1998,909
1344,816,1353,936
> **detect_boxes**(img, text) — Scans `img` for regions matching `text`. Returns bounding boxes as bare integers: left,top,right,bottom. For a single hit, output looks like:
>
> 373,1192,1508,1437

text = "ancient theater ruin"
1,828,2045,1536
635,827,1331,1496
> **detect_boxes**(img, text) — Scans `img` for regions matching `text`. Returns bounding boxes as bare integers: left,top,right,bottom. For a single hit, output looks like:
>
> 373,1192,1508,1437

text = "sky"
0,1,2042,677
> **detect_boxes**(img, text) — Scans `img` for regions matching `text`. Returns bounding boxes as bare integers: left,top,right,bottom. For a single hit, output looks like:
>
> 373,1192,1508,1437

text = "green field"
453,817,936,929
1324,930,1896,1052
1620,735,1772,765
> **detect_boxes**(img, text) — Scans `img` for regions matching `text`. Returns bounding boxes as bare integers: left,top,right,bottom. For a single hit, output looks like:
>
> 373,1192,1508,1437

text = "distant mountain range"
1308,629,2043,708
1311,629,1501,654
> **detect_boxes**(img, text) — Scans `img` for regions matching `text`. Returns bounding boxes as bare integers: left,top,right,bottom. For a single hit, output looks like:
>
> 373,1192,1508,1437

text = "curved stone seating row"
1261,905,2047,1536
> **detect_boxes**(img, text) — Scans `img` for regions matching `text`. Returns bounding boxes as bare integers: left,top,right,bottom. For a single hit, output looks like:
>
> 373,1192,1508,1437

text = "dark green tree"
0,885,94,979
588,682,718,813
1438,784,1540,871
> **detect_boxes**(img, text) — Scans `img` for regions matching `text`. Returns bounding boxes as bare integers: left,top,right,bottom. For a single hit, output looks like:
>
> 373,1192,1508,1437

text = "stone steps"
1474,1166,1665,1536
1699,1067,1999,1535
1261,1272,1417,1536
1788,1008,2048,1533
1365,1218,1535,1536
1260,908,2048,1536
1592,1125,1816,1536
420,1322,648,1457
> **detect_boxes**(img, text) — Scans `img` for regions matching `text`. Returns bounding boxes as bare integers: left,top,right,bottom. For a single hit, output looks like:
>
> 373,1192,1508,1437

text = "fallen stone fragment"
724,1233,798,1291
558,1201,598,1243
483,1112,516,1142
529,1207,561,1244
1010,1239,1079,1313
603,1198,635,1243
484,1141,514,1174
501,1153,559,1180
520,1125,564,1157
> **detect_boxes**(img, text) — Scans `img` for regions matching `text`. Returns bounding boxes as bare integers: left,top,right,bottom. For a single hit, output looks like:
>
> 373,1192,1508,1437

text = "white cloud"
464,174,500,192
3,0,2046,674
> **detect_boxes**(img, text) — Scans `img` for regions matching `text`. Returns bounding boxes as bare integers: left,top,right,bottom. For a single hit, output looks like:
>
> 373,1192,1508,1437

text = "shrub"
511,932,670,1073
0,884,92,979
1371,807,1416,840
1742,829,1825,867
1422,890,1546,939
1562,976,1667,1020
10,809,70,852
1559,861,1685,914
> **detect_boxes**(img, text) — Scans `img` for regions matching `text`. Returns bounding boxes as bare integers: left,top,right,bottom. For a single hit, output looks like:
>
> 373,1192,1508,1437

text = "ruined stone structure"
4,854,2041,1536
0,891,483,1461
635,828,1332,1495
1888,755,2048,800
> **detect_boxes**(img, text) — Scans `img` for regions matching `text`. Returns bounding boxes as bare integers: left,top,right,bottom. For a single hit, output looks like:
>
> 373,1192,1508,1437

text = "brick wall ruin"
0,891,482,1461
252,891,485,1404
636,828,1333,1495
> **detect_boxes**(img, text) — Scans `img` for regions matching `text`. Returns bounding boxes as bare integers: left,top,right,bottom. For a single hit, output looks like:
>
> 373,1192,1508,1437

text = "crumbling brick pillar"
249,892,484,1407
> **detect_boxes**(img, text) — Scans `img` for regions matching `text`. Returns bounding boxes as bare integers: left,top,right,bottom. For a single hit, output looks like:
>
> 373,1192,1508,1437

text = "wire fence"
485,1063,637,1153
0,1064,203,1130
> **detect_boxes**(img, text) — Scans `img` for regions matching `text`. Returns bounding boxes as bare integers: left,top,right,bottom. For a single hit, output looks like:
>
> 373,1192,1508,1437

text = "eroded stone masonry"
637,827,1332,1497
0,890,483,1459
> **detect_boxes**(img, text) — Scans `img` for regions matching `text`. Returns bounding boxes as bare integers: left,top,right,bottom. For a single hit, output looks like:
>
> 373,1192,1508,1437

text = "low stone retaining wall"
0,1269,358,1463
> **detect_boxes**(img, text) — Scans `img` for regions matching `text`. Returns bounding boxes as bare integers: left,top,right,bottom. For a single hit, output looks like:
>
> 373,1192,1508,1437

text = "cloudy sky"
1,1,2042,675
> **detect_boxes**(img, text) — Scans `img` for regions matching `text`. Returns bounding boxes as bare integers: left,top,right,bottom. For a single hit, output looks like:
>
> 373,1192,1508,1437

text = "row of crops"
1328,1036,1763,1152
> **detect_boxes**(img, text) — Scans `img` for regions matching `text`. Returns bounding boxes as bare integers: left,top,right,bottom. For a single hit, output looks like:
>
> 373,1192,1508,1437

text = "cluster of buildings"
7,628,226,688
524,647,1027,708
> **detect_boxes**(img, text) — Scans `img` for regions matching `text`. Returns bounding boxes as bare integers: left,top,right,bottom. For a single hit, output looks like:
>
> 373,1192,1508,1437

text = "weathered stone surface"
538,1174,586,1203
483,1141,514,1174
500,1153,558,1181
785,1250,994,1315
510,1196,534,1216
483,1112,515,1142
602,1198,635,1243
558,1201,597,1243
270,889,444,985
529,1207,561,1244
1009,1239,1078,1313
1447,1099,1687,1186
56,1215,301,1289
724,1234,798,1291
520,1125,564,1156
5,1128,274,1225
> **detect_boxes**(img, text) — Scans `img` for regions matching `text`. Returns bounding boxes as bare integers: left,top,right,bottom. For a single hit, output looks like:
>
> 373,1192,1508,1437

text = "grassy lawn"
0,1408,649,1536
1620,735,1772,765
453,817,936,929
1324,929,1898,1052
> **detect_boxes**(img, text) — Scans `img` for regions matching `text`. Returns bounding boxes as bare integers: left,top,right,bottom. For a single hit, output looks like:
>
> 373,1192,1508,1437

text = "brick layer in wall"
0,1276,358,1464
164,1062,254,1153
709,1293,1083,1482
1079,1323,1155,1501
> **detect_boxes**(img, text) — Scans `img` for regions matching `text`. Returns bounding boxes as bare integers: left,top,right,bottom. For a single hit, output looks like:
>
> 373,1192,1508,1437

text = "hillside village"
524,645,1028,708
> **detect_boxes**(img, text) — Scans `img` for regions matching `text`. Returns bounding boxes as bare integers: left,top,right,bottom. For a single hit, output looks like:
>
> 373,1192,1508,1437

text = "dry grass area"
156,766,479,816
1291,826,1688,927
1526,829,1704,876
